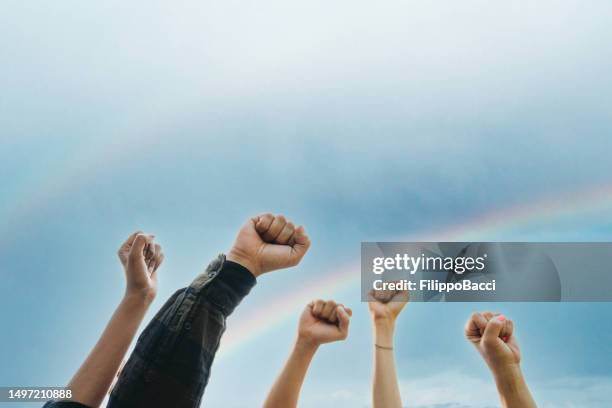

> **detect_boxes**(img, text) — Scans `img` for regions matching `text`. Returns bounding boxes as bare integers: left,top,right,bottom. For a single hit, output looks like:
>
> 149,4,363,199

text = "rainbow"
0,130,167,240
412,183,612,241
4,142,612,356
218,182,612,357
218,262,358,358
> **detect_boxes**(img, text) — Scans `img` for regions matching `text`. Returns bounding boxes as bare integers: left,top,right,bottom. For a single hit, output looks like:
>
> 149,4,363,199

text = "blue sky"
2,1,612,407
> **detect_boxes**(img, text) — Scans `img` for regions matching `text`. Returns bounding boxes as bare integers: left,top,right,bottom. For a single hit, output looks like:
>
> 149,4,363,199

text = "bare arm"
67,294,150,406
372,319,402,408
493,365,537,408
263,338,318,408
368,289,409,408
264,300,351,408
67,232,163,407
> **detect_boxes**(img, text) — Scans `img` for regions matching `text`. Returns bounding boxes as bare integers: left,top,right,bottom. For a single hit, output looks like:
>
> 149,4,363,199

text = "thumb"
337,306,350,338
129,234,148,262
482,317,504,346
289,226,311,264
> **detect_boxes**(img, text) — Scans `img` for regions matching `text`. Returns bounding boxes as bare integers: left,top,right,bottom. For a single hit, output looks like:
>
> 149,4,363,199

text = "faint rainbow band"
218,182,612,357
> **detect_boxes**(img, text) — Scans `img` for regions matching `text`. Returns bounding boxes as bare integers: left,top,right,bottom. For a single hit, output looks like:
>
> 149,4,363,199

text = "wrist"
373,319,395,348
373,317,396,333
491,363,527,395
123,290,155,308
295,335,320,355
226,248,260,277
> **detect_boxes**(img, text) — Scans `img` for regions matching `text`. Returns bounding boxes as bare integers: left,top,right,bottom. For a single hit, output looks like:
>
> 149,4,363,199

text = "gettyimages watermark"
361,242,612,302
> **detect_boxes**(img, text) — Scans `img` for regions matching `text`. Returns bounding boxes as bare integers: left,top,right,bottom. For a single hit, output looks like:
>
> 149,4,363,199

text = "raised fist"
465,312,520,371
298,300,352,345
368,288,409,323
117,231,164,302
227,213,311,277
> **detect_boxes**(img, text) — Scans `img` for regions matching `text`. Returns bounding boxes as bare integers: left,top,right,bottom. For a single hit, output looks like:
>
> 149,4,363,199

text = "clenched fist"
298,300,352,345
227,213,311,277
368,288,409,323
465,312,520,372
117,231,164,302
465,313,538,408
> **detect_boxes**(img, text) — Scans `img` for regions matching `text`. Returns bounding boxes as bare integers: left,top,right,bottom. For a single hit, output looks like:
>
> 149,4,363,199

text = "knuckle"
259,214,273,226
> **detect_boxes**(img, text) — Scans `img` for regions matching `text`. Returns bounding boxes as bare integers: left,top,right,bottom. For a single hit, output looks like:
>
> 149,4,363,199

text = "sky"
1,1,612,407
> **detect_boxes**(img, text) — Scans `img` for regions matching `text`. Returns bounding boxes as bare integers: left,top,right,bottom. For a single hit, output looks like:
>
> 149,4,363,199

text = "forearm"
68,294,151,407
372,320,402,408
491,365,537,408
264,338,318,408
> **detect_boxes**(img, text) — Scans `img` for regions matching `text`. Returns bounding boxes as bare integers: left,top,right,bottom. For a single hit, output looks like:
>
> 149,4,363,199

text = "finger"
263,214,287,241
145,236,156,260
275,222,295,245
122,230,143,247
118,231,144,261
465,312,488,338
337,306,350,339
129,234,148,261
392,289,410,304
474,312,488,332
331,304,351,322
312,299,325,316
148,243,161,272
320,300,337,321
146,242,157,268
331,303,345,320
255,213,274,234
287,230,297,246
151,252,164,276
501,318,514,342
288,225,310,266
482,316,504,347
482,311,494,321
371,289,393,303
494,314,511,341
329,309,338,323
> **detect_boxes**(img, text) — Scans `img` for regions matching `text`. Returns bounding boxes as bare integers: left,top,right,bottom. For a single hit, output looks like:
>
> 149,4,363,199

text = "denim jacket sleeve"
106,254,256,408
